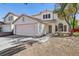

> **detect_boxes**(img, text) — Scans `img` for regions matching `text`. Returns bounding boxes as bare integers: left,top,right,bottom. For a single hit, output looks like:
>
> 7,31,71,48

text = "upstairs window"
8,16,13,21
11,16,13,20
43,14,46,19
8,17,11,21
48,14,51,18
22,17,25,21
46,14,48,19
43,14,51,19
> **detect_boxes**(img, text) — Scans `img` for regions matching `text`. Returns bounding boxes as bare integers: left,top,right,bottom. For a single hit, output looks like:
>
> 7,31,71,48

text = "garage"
2,25,11,32
13,14,45,36
14,24,37,36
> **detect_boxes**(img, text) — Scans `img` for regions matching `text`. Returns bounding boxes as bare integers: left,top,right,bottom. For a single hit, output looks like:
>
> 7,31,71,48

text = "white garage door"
2,25,11,32
15,24,37,36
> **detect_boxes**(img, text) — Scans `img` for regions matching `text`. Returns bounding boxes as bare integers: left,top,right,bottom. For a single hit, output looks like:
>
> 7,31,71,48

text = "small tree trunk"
64,17,72,35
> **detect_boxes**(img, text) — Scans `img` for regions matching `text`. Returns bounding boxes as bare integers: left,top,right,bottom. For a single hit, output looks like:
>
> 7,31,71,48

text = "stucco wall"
32,11,58,21
14,16,38,25
14,16,45,36
55,19,69,33
4,14,18,23
37,23,46,36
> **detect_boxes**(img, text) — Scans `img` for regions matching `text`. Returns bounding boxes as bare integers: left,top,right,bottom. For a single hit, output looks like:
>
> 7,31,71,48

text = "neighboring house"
0,21,4,32
2,10,70,36
2,12,18,32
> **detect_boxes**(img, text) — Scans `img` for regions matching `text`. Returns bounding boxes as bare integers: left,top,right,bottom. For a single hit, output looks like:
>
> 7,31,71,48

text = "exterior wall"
2,13,18,32
4,14,18,24
14,16,44,36
42,19,69,34
44,23,56,34
14,16,38,25
53,14,59,20
3,11,69,36
41,11,53,20
37,23,46,35
32,11,58,21
55,19,69,33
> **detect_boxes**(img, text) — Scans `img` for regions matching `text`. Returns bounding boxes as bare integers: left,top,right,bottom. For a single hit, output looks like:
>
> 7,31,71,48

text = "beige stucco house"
2,10,70,36
2,12,18,32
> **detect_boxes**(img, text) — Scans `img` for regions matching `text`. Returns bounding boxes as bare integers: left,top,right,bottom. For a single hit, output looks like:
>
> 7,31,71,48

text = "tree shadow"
0,45,26,56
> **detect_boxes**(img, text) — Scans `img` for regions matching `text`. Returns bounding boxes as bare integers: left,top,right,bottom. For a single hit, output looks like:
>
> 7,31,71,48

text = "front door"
48,25,52,33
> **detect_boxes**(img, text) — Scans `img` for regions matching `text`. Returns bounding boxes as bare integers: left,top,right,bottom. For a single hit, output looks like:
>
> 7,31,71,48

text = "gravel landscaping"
14,36,79,56
1,35,79,56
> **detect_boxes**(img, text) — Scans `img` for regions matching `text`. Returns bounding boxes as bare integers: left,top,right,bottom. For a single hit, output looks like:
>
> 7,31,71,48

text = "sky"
0,3,79,21
0,3,55,21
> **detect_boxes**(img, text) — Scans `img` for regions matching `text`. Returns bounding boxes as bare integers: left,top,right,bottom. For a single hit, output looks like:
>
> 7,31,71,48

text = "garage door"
2,25,11,32
15,24,36,36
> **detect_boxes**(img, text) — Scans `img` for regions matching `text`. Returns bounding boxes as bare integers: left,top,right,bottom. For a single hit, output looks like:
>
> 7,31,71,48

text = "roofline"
12,14,45,24
3,12,19,19
32,10,53,16
32,13,41,16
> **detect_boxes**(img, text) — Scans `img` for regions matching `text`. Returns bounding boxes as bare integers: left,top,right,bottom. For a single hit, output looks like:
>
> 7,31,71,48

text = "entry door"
48,25,52,33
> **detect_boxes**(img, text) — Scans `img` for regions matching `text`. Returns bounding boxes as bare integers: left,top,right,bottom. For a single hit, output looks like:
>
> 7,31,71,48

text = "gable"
4,13,18,23
14,15,42,25
4,12,18,19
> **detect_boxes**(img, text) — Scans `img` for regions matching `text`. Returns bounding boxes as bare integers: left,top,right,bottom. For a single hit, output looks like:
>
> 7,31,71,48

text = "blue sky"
0,3,55,21
0,3,79,21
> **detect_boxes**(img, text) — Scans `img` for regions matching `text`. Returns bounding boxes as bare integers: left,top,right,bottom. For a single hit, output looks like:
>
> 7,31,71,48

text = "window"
22,17,25,21
43,14,51,19
11,16,13,20
8,16,13,21
46,14,48,19
58,23,63,31
55,25,58,31
8,17,11,21
64,25,67,31
48,14,51,18
43,14,46,19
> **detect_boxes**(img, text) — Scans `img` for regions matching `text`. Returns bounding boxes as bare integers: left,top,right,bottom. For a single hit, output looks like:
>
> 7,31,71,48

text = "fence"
71,28,79,32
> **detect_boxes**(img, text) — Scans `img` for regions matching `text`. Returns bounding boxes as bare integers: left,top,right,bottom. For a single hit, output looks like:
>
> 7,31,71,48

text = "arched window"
58,23,63,31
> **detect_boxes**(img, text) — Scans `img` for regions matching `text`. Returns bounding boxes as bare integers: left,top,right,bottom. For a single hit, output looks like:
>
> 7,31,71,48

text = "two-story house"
2,10,70,36
2,12,18,32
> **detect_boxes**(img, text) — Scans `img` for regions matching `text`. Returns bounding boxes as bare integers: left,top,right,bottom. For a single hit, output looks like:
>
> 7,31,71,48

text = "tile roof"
12,14,45,24
3,12,19,19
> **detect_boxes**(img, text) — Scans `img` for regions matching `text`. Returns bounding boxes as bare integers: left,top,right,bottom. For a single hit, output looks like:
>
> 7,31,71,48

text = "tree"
54,3,78,35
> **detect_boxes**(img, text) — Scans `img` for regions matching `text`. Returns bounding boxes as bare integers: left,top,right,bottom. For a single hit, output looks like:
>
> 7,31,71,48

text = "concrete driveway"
0,35,36,51
0,35,49,56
